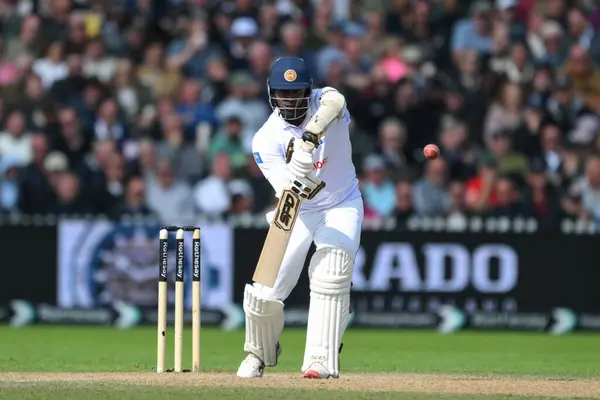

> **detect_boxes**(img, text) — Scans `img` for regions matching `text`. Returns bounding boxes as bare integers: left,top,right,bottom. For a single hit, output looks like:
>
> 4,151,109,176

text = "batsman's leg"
237,212,316,378
302,196,363,379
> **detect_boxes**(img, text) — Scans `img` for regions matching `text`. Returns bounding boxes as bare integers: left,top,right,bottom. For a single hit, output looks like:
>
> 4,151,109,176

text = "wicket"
157,226,201,373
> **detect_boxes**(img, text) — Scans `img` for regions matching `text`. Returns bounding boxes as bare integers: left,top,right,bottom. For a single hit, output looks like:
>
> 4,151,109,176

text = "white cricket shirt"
252,87,361,211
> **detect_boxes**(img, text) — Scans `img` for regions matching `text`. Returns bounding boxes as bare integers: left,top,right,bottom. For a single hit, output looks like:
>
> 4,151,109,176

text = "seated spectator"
4,15,43,62
448,180,468,218
0,110,32,166
562,45,600,112
89,152,127,214
216,71,270,152
361,154,396,218
487,130,529,184
145,160,194,224
109,176,153,219
166,18,222,79
50,53,87,106
412,158,451,217
438,117,470,180
47,171,94,215
137,42,182,100
526,158,561,229
465,155,499,213
451,1,494,57
193,153,233,215
209,116,247,171
375,117,409,171
19,151,68,214
53,107,93,170
155,113,204,183
562,154,600,222
19,74,47,130
175,79,219,135
82,38,117,84
229,179,254,217
111,58,154,125
32,41,68,89
393,180,414,228
484,82,525,144
0,156,22,213
487,175,532,217
93,98,127,142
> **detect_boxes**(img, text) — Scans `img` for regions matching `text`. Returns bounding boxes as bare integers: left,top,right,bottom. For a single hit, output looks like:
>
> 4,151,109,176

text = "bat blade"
253,188,303,287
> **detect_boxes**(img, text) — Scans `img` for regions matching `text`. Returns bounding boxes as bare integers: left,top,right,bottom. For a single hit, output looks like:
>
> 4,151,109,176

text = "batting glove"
289,172,325,200
287,142,315,178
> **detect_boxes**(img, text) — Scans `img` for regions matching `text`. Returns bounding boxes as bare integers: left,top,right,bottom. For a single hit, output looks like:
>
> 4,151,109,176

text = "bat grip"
302,132,319,148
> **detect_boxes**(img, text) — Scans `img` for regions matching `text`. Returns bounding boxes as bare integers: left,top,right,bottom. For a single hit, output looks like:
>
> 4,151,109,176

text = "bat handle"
301,140,315,153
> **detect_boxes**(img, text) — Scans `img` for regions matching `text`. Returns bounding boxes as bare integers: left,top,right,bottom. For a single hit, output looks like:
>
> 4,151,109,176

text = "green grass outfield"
0,326,599,399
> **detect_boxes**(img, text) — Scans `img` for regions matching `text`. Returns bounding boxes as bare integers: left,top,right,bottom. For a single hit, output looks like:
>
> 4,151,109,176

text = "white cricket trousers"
253,195,364,301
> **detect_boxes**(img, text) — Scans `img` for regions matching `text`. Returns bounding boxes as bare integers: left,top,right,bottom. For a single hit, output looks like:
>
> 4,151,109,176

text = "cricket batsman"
236,56,364,379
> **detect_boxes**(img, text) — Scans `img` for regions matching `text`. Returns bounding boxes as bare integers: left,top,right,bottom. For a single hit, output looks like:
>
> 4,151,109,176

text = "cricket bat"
252,141,323,287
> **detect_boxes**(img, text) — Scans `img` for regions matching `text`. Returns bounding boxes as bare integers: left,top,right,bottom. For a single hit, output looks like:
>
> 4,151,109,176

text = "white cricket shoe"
236,353,265,378
236,343,281,378
302,362,331,379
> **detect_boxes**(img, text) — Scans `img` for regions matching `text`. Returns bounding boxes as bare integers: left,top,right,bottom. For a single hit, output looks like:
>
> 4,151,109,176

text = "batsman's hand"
287,141,314,178
289,171,325,200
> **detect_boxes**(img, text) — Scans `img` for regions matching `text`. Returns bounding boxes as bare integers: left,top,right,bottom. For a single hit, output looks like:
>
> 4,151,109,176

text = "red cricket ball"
424,144,440,160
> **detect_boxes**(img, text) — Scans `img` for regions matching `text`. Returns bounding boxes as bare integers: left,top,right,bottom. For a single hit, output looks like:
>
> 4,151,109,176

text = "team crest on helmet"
284,69,297,82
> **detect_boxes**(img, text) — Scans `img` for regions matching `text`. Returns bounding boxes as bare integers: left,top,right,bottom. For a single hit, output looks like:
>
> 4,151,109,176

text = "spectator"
145,159,194,224
216,71,269,152
4,15,42,62
93,98,126,142
375,117,409,170
412,158,451,216
90,151,127,214
226,17,260,70
361,154,396,218
137,42,182,100
53,106,93,169
175,79,219,135
563,155,600,222
82,38,117,84
20,150,68,214
166,17,221,79
562,45,600,112
465,155,498,213
487,130,529,183
484,82,525,144
32,41,68,89
155,113,204,183
393,179,414,227
229,179,254,216
47,171,93,215
0,110,32,166
451,1,494,57
0,156,21,213
487,175,532,217
193,152,233,215
50,53,86,104
209,116,247,171
526,158,561,229
110,175,153,219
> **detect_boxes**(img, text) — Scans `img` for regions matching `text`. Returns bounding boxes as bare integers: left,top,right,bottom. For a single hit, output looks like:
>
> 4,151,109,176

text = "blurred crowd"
1,0,600,230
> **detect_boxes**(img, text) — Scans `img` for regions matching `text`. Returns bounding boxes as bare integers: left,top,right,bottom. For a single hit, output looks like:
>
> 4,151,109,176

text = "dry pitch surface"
3,372,600,398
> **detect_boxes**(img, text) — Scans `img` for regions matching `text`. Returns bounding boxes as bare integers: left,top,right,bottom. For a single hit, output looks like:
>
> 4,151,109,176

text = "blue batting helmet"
267,57,313,123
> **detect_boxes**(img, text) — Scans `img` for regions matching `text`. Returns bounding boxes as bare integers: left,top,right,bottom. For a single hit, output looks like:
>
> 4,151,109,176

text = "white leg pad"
243,284,284,367
302,248,353,378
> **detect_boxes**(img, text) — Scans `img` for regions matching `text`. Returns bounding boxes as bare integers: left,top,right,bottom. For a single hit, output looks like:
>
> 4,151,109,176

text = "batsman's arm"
252,134,291,199
302,87,348,147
